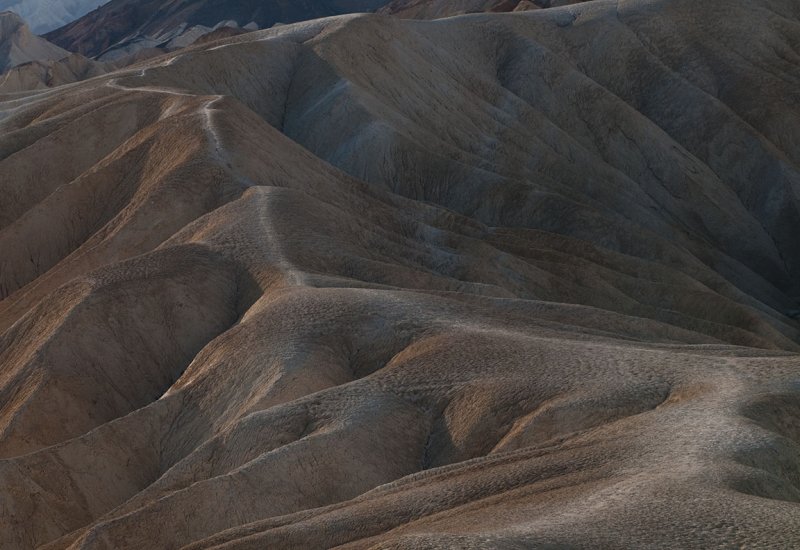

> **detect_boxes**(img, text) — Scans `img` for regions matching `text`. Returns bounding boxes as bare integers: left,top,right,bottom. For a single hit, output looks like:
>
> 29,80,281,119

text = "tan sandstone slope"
0,11,106,93
0,11,70,72
1,0,800,548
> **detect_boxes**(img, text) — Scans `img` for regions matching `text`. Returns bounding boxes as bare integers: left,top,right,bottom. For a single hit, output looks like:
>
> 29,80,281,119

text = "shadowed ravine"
1,0,800,547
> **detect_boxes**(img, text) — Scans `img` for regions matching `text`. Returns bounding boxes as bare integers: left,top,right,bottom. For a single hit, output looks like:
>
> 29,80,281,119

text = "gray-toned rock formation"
0,11,71,72
45,0,390,58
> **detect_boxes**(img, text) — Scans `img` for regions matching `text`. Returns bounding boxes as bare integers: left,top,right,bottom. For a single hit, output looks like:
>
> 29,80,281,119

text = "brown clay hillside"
1,0,800,548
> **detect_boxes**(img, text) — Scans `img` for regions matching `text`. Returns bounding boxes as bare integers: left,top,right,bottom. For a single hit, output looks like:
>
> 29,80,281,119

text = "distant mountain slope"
0,0,108,34
0,52,106,93
0,11,69,72
45,0,391,58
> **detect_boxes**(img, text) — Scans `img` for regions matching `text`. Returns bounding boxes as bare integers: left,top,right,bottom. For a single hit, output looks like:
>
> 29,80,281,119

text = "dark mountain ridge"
46,0,390,57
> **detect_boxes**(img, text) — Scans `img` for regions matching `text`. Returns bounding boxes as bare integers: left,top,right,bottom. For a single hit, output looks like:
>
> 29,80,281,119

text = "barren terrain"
1,0,800,547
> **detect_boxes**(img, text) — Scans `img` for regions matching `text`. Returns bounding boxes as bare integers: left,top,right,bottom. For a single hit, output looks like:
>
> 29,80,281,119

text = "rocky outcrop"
0,11,70,72
0,51,106,93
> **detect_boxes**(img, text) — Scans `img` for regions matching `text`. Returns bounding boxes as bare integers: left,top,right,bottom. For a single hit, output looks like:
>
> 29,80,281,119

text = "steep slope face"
0,52,107,93
0,11,70,72
1,0,800,548
45,0,390,58
0,0,109,34
0,12,106,94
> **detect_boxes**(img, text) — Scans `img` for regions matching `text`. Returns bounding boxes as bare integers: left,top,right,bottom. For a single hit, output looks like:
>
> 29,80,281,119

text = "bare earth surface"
0,12,106,93
0,11,70,72
378,0,578,19
1,0,800,548
44,0,390,58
